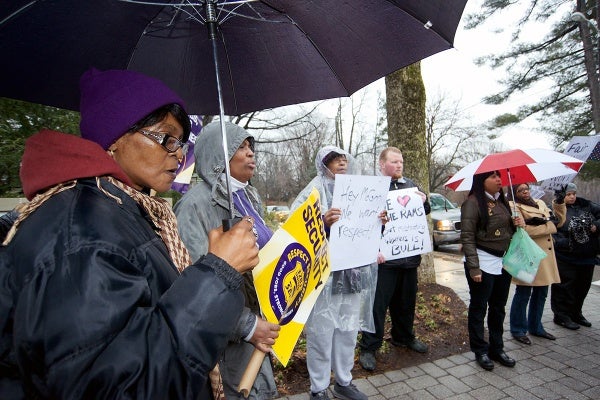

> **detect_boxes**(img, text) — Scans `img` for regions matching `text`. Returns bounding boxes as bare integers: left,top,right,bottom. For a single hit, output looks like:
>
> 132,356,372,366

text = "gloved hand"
525,217,548,226
554,185,567,204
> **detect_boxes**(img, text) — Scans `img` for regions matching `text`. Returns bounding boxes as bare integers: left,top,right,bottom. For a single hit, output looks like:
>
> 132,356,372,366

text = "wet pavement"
276,247,600,399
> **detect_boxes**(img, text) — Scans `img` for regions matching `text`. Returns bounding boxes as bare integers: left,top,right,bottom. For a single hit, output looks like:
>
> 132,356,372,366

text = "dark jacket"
0,209,18,241
383,177,431,268
553,196,600,265
461,194,515,274
0,130,245,399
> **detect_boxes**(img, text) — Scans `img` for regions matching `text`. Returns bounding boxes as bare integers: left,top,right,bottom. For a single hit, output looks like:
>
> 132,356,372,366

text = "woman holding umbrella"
507,183,565,344
461,170,525,371
0,68,259,399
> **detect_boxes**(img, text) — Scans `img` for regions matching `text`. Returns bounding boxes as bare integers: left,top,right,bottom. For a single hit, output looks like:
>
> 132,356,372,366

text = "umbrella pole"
507,168,517,216
206,0,236,229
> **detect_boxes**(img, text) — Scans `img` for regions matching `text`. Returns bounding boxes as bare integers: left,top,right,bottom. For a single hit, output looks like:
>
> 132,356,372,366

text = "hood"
194,121,253,186
314,145,358,206
20,129,132,200
314,145,358,178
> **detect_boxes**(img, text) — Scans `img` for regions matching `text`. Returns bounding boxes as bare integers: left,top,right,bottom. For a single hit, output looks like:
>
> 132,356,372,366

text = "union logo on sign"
269,243,311,325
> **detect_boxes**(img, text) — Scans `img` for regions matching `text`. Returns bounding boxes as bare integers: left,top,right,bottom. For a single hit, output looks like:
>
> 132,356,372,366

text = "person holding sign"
507,183,565,344
174,121,280,400
358,147,430,372
291,146,386,400
461,170,525,371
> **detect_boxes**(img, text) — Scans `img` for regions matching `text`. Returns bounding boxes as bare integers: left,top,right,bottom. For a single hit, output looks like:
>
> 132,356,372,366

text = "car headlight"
435,220,454,231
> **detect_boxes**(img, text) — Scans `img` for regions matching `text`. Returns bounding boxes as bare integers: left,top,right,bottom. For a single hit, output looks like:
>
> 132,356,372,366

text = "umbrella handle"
507,168,518,216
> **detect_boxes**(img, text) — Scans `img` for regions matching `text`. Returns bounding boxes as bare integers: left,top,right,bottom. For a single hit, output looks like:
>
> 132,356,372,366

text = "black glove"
525,217,548,226
554,185,567,204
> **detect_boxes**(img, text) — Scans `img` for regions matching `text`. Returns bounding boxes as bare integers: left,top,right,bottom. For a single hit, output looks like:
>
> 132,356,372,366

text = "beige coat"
509,199,566,286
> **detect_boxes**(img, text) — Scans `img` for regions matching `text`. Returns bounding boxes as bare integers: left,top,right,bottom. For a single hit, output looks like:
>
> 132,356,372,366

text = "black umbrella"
0,0,467,221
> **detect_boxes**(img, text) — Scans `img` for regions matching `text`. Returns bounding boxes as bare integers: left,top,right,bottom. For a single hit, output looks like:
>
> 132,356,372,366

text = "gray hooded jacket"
174,121,276,399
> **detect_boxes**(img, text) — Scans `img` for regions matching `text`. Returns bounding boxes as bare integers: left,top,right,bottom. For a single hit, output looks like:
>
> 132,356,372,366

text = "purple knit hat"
79,68,186,150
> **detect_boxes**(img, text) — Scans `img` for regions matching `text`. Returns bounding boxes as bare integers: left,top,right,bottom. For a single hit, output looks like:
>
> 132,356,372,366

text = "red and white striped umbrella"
444,148,584,191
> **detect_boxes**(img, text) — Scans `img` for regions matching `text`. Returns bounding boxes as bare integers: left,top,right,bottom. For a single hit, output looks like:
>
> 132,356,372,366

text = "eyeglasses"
138,129,187,153
517,188,530,193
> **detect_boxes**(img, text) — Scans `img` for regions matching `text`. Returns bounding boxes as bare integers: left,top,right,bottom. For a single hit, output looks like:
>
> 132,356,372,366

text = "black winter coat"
0,178,244,399
553,196,600,265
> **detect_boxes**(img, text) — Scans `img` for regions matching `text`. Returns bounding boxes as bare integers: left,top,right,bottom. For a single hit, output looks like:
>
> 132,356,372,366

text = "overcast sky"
289,1,560,151
421,0,555,150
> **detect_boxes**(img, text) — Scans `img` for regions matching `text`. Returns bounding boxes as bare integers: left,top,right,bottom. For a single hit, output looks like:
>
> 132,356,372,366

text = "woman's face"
229,139,255,183
515,184,530,201
109,113,184,193
326,155,348,177
565,191,577,205
483,172,502,194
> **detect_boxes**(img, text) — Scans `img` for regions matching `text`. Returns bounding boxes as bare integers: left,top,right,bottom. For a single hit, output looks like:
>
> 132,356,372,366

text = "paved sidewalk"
276,251,600,399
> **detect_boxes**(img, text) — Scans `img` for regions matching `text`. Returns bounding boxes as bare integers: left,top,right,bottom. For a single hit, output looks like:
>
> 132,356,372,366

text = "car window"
430,194,456,210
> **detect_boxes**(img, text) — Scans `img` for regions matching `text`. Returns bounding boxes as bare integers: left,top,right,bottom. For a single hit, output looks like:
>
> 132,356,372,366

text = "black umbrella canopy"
0,0,467,115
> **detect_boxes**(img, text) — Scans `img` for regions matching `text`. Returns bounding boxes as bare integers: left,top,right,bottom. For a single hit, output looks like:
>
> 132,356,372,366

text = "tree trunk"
577,0,600,133
385,63,436,284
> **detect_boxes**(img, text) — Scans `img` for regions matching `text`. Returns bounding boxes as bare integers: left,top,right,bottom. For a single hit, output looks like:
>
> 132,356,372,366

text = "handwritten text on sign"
380,188,432,260
329,174,390,271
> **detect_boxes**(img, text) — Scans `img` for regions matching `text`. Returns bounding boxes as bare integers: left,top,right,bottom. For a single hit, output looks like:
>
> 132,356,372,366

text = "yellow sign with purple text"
252,188,330,366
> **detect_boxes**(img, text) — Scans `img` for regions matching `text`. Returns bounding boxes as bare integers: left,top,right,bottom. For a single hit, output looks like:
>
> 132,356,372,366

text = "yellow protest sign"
252,188,330,366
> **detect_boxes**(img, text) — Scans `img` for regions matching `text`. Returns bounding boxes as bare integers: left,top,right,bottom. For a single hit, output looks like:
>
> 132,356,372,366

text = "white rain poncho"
291,146,377,334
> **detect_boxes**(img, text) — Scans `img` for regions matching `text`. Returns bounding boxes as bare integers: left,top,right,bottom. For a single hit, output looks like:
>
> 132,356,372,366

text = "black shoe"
489,351,516,368
513,335,531,345
531,331,556,340
390,338,428,353
573,317,592,327
554,318,580,330
475,353,494,371
358,351,376,371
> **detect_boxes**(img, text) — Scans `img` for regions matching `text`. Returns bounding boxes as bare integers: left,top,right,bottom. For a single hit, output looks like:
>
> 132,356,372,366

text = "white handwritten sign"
380,188,432,260
541,136,600,190
329,174,390,271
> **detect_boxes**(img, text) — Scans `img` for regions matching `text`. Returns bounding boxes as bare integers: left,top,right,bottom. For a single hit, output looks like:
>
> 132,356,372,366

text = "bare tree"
426,92,477,191
252,112,335,205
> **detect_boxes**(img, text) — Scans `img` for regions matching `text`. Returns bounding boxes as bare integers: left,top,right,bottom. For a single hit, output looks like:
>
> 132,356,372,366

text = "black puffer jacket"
0,131,245,399
1,178,244,399
553,196,600,264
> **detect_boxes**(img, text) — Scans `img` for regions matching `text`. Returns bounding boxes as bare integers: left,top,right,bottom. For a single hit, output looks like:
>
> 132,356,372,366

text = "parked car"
429,193,461,249
266,205,291,221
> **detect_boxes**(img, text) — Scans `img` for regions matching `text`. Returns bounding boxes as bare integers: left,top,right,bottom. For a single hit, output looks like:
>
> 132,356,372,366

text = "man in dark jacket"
358,147,431,371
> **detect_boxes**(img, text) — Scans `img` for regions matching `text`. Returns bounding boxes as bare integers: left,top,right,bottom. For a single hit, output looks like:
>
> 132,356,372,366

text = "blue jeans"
510,285,549,336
